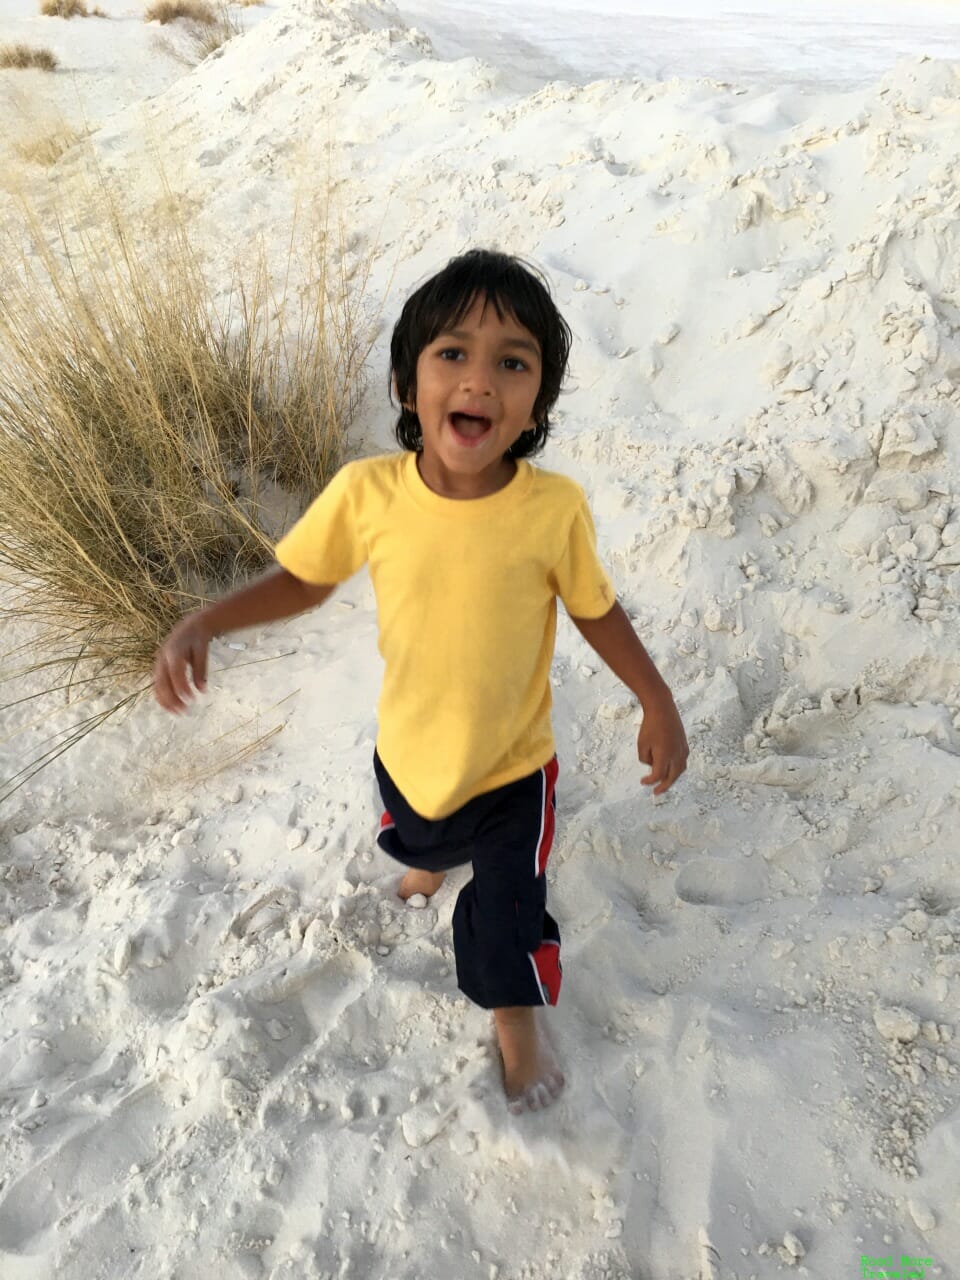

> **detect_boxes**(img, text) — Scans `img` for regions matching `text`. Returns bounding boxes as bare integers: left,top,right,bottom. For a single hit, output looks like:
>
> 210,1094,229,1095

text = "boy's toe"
528,1083,552,1111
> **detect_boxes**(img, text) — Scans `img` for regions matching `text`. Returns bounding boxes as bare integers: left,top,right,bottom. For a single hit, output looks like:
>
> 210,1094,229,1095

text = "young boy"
153,248,688,1115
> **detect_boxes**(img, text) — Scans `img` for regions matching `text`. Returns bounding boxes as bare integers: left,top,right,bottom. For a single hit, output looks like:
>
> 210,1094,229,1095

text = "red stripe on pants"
530,939,562,1005
535,756,559,878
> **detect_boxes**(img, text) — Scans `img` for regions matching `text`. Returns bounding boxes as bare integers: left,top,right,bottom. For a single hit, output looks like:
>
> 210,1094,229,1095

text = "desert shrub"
0,177,374,798
184,3,242,59
152,0,241,63
144,0,216,24
0,44,59,70
39,0,89,17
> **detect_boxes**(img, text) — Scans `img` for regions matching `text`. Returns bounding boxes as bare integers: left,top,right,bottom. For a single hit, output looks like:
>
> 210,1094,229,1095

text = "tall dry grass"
15,122,87,166
0,44,59,70
149,0,243,66
0,165,376,800
144,0,216,23
40,0,108,16
39,0,89,17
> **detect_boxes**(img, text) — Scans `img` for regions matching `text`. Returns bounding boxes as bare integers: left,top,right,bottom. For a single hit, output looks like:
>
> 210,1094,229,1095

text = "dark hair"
388,248,572,459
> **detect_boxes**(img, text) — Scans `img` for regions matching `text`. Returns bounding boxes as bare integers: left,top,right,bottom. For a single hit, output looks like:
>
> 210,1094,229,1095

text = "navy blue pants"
373,749,562,1010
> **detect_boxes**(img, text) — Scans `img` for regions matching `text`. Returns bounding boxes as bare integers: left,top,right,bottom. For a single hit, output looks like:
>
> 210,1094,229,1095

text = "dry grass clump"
145,0,216,23
184,4,242,59
40,0,108,16
0,44,59,70
15,123,87,166
0,174,375,798
152,0,241,64
39,0,88,16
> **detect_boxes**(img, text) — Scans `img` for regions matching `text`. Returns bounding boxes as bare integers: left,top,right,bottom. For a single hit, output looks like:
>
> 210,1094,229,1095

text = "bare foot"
398,868,445,901
494,1006,565,1115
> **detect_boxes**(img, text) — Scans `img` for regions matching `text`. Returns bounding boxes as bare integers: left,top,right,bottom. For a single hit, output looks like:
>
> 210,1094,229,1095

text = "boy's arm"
570,601,672,707
154,566,334,714
198,566,334,638
569,601,688,795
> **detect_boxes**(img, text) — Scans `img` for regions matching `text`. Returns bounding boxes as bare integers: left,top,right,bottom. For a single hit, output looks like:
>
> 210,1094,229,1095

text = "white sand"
1,2,960,1277
395,0,960,92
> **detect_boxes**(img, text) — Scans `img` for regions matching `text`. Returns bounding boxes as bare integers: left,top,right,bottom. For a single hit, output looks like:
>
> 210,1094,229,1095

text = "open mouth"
448,412,493,446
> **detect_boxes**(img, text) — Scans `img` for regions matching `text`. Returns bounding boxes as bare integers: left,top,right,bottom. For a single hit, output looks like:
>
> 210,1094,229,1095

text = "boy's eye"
437,347,528,371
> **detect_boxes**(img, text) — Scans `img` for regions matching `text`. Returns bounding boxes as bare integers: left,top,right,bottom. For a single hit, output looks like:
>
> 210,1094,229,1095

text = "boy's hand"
637,692,688,796
153,613,213,714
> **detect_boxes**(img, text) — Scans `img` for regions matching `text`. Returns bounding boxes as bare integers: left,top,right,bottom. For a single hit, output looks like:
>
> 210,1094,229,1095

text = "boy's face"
403,295,543,486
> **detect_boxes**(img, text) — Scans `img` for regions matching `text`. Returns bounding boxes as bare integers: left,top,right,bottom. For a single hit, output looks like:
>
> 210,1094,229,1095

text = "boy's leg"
374,749,461,899
493,1006,564,1113
375,747,566,1111
451,757,565,1112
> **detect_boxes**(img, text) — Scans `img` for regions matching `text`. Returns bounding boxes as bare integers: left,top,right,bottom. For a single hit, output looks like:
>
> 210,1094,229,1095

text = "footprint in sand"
675,857,770,907
0,1083,164,1256
295,949,373,1042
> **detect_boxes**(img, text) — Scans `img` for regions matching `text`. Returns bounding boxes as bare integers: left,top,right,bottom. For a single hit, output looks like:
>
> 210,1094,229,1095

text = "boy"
153,248,688,1114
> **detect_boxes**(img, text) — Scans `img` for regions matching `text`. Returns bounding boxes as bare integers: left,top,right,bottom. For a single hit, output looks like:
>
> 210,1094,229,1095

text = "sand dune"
1,2,959,1277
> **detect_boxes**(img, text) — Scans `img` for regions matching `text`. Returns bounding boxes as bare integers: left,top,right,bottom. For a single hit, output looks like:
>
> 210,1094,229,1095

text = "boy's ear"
392,374,415,413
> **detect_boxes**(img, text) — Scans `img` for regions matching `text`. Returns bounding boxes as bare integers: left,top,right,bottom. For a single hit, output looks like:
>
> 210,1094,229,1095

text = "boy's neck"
416,452,517,500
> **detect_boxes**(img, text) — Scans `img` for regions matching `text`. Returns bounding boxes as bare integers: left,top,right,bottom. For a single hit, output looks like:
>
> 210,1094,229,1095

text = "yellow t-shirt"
274,452,615,819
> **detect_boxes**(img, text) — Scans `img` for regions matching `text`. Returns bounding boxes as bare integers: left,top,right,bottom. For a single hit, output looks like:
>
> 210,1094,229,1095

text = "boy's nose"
459,368,496,395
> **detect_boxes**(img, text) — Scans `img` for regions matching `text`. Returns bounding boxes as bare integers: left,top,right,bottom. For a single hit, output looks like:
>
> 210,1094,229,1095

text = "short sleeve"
549,497,616,619
274,462,367,585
